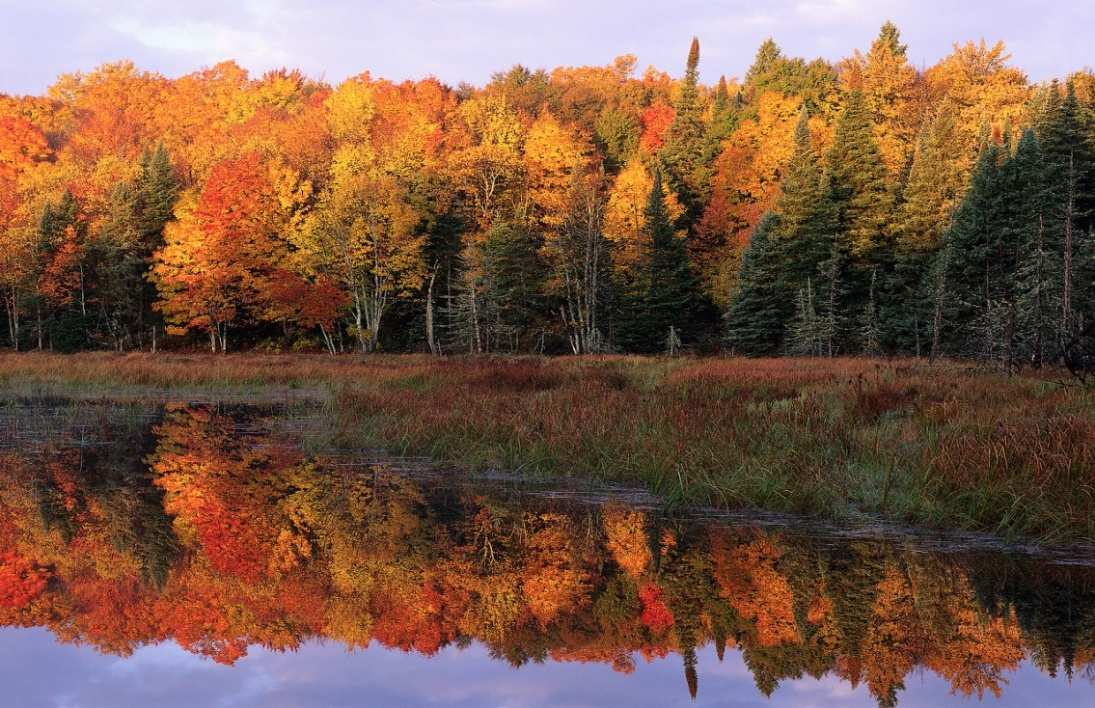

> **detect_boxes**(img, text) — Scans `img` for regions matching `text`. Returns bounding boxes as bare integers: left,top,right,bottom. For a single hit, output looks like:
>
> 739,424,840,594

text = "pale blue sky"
1,1,1092,95
0,627,1088,707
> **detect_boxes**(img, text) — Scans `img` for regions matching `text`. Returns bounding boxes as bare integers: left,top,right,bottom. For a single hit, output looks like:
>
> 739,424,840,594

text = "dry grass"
1,352,1092,542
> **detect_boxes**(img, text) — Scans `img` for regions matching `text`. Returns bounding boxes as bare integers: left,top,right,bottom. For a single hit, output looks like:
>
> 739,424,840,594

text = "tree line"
0,22,1092,367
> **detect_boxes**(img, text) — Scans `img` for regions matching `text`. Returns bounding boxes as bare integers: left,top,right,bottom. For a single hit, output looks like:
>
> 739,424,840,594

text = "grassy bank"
1,352,1092,543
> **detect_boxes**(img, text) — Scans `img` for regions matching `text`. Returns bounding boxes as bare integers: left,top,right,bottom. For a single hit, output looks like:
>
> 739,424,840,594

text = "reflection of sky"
2,628,1090,708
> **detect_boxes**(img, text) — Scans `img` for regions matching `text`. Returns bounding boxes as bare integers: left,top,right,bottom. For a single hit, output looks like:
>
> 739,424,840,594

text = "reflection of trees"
0,404,1092,704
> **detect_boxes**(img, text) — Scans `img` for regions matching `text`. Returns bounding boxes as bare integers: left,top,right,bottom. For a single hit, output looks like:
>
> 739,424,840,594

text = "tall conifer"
725,214,788,354
661,37,708,226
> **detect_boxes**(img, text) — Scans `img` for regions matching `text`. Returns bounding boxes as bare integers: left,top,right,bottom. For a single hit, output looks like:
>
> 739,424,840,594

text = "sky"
0,1,1093,96
1,627,1089,707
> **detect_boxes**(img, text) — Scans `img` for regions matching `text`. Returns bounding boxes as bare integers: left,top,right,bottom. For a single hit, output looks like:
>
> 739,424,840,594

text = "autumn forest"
1,23,1092,365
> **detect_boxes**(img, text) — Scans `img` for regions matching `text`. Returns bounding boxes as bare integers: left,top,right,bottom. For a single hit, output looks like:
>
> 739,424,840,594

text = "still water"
0,401,1092,707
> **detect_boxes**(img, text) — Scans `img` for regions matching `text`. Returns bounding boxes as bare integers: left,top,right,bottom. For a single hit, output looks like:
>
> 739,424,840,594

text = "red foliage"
638,101,674,154
638,581,674,634
0,551,49,609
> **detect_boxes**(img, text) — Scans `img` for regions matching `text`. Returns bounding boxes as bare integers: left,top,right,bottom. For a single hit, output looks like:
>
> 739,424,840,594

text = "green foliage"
743,39,838,112
594,106,639,171
827,90,894,260
660,37,708,227
617,171,700,352
776,109,837,287
725,213,788,354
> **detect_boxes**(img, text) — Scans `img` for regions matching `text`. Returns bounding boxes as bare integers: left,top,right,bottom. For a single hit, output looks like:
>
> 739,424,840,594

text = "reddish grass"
1,352,1092,542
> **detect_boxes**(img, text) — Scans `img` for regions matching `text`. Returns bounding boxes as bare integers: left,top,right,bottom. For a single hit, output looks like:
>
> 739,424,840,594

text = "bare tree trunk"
1033,214,1046,368
1005,300,1016,375
470,285,481,354
826,265,836,358
558,172,606,355
319,323,336,355
351,282,368,353
929,250,948,364
426,264,440,356
78,262,86,316
4,288,17,351
11,289,18,352
1062,153,1075,346
913,310,921,358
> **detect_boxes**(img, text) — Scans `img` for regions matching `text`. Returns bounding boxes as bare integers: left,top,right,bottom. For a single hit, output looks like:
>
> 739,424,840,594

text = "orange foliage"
0,551,49,609
638,101,674,153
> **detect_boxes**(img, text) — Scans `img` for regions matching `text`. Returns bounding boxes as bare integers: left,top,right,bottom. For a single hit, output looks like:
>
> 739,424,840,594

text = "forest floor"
1,352,1092,544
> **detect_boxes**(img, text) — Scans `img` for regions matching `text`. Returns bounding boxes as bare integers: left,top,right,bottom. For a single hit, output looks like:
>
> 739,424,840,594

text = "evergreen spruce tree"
621,170,700,352
889,105,963,354
776,108,837,290
1016,214,1062,368
96,144,179,350
1001,129,1050,368
927,245,952,362
941,130,1047,366
725,213,788,354
35,191,93,351
816,243,849,356
859,268,881,355
137,144,180,247
785,278,821,356
939,143,1005,355
1037,81,1095,343
660,37,708,227
702,76,739,166
480,222,547,352
826,90,894,350
827,89,895,261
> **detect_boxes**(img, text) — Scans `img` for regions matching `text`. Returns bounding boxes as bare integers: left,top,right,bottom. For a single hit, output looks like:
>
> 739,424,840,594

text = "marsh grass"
1,352,1092,542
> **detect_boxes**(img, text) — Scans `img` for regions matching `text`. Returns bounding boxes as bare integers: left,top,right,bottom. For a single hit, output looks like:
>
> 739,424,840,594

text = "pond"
0,400,1092,707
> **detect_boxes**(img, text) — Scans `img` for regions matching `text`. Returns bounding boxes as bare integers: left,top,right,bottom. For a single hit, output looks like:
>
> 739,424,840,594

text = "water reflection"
0,402,1093,707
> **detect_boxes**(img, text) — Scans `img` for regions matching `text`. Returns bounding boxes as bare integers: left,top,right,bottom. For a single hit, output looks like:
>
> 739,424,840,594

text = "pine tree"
701,76,739,180
480,222,547,352
137,144,180,248
888,105,964,354
620,170,700,352
660,37,707,227
1037,81,1095,343
96,144,179,350
859,268,881,355
940,143,1005,355
827,90,894,260
1016,214,1062,367
725,213,788,354
776,108,836,289
35,190,91,351
786,278,821,355
816,244,849,356
896,104,964,253
1001,129,1051,368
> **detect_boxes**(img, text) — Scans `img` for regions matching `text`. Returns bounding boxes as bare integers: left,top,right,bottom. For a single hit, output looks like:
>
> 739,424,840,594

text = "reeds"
2,352,1091,542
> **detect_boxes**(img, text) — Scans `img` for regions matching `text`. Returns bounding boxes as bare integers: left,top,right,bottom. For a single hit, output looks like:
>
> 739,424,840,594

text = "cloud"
107,17,290,67
1,0,1092,96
